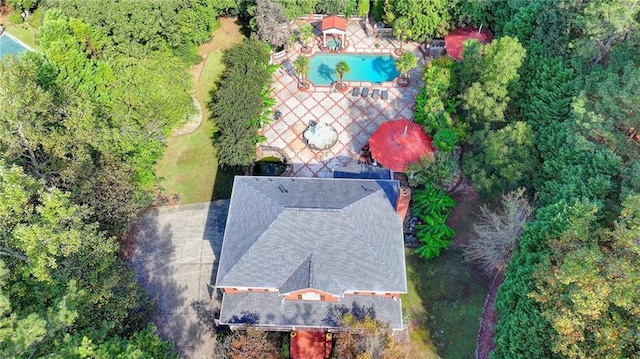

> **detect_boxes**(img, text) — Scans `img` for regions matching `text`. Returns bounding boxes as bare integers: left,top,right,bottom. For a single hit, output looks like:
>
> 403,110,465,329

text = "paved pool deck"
262,18,431,177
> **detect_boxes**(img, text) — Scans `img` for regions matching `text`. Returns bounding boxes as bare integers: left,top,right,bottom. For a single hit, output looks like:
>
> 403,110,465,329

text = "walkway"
290,331,332,359
263,18,428,178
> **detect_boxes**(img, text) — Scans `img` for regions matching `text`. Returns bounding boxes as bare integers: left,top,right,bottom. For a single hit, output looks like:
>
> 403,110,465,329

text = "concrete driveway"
129,201,229,359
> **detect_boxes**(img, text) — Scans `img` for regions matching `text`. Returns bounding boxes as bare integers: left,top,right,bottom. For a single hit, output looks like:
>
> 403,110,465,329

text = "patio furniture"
372,89,380,99
361,88,369,97
352,87,360,96
381,90,388,101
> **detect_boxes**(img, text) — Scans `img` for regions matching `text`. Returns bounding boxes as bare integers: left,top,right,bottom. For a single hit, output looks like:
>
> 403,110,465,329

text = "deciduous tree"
464,188,533,274
253,0,290,49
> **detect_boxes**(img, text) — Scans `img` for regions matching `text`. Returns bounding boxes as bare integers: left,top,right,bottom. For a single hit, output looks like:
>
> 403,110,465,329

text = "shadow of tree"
227,311,261,324
322,302,377,327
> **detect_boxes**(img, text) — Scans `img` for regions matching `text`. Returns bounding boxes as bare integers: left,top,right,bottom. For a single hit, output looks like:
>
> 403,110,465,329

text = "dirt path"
173,18,242,136
477,273,503,359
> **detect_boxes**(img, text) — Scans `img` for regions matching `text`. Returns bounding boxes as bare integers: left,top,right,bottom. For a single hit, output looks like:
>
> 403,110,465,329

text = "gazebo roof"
321,15,347,34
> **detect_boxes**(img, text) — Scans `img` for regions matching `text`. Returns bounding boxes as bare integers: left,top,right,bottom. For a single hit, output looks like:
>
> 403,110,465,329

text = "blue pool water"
308,53,399,85
0,34,28,58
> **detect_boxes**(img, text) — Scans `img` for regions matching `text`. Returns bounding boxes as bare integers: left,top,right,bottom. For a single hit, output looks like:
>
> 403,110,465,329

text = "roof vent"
278,184,288,193
360,185,374,192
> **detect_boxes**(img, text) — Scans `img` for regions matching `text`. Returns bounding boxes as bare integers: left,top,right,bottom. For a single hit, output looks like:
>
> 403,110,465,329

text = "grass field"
4,22,41,51
155,18,244,204
403,249,490,359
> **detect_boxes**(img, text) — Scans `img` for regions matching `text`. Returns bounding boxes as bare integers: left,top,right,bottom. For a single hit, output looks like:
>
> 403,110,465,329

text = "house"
215,176,407,331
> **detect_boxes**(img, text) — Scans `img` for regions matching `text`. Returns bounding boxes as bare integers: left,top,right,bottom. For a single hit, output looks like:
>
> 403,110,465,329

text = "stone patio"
262,18,428,177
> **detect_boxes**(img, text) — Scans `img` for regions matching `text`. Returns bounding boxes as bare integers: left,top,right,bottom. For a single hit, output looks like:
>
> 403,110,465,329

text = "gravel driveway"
129,201,229,358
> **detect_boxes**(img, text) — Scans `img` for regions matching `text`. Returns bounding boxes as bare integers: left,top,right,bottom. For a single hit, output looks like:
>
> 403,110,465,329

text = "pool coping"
307,51,400,89
1,31,36,54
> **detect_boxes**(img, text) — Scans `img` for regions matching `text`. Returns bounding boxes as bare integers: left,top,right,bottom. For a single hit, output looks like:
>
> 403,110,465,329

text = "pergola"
321,15,347,49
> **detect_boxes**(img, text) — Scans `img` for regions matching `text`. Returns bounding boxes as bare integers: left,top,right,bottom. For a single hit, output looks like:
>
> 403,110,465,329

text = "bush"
25,7,42,28
413,185,457,259
433,128,459,152
407,151,459,189
8,12,24,24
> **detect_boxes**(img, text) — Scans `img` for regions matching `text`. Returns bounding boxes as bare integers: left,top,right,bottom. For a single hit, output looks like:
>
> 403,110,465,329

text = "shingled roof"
216,176,406,295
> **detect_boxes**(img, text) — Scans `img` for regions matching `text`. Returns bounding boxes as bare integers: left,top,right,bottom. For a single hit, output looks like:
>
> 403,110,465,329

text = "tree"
253,0,290,49
334,313,415,358
276,0,318,20
298,22,314,51
459,37,526,128
0,162,167,356
392,16,411,53
463,122,537,198
395,52,417,80
492,201,594,359
6,0,39,11
535,122,623,212
213,328,281,359
211,40,273,167
333,60,350,89
356,0,369,18
573,0,639,65
42,0,219,59
532,195,640,358
293,55,310,85
384,0,451,41
464,188,533,274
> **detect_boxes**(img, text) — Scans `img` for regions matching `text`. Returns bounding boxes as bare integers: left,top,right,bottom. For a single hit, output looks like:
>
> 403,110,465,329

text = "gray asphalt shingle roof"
219,292,404,330
216,176,407,295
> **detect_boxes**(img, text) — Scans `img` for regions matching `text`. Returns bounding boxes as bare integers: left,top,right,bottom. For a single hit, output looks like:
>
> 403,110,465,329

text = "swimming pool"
0,33,29,58
307,53,399,86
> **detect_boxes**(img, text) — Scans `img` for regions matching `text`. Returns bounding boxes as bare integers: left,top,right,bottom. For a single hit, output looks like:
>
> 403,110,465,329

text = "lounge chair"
372,89,380,99
381,90,388,101
352,87,360,97
361,88,369,97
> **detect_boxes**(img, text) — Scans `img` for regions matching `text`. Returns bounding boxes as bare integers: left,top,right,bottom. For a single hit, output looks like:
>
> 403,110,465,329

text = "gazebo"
321,15,347,50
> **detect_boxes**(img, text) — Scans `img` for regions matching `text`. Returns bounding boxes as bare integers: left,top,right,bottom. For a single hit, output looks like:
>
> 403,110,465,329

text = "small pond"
253,156,287,176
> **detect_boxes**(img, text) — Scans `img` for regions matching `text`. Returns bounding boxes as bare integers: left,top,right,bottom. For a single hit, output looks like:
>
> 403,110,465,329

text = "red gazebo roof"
321,15,347,32
444,26,493,61
369,119,434,172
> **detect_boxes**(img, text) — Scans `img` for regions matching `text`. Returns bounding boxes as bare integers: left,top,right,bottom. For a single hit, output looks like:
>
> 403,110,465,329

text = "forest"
1,0,639,358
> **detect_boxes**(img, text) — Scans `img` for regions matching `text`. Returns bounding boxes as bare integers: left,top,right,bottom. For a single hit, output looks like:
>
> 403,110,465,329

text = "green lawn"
155,18,243,204
5,23,41,51
403,249,490,359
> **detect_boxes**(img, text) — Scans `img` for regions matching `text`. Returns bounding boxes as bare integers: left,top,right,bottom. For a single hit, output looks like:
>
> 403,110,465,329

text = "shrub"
433,128,459,152
413,185,457,259
8,12,24,24
25,7,42,28
407,151,459,188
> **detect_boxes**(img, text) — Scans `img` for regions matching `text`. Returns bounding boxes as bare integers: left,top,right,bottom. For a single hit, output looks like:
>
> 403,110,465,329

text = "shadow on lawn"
211,164,242,201
405,249,491,359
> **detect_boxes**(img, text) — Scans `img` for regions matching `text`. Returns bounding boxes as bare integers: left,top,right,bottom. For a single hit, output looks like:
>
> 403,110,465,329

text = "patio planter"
301,46,312,54
298,81,311,92
335,82,349,93
397,77,410,87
